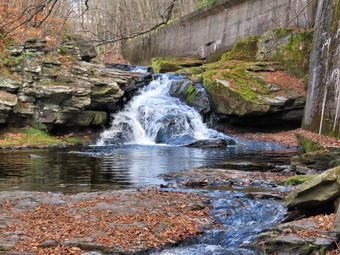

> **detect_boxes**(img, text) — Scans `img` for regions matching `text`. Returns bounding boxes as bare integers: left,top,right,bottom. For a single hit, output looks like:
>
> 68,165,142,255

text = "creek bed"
0,145,295,254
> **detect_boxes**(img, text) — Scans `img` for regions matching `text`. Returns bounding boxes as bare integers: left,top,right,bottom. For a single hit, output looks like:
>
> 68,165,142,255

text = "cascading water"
97,74,228,146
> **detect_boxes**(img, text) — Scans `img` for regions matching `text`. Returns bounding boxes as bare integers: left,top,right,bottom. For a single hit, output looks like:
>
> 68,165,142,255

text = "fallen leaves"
284,214,336,239
261,71,306,95
225,128,340,148
0,189,210,254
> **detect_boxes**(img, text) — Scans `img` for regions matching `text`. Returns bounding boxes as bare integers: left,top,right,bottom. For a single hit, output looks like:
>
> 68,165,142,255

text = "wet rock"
169,80,211,114
181,180,209,188
286,166,340,213
151,244,244,255
246,192,283,200
186,138,236,148
164,167,280,189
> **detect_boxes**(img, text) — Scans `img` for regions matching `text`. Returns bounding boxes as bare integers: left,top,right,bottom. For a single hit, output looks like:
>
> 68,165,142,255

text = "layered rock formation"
0,37,151,132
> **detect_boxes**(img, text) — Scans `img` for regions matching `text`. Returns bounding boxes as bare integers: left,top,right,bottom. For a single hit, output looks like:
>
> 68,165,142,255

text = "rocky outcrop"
177,60,306,127
286,166,340,213
165,28,311,128
0,38,151,131
256,28,313,78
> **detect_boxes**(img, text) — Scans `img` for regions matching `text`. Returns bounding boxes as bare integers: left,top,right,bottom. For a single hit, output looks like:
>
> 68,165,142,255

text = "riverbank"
0,127,89,149
1,125,339,150
162,163,340,254
0,188,211,254
225,128,340,148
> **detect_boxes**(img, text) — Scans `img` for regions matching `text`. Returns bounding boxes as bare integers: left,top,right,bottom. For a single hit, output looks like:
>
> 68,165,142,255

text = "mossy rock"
151,57,204,73
278,175,316,186
30,120,48,131
257,28,313,78
177,66,206,76
296,133,324,153
169,80,210,114
286,166,340,210
201,62,298,116
291,151,340,171
221,36,258,62
91,111,107,125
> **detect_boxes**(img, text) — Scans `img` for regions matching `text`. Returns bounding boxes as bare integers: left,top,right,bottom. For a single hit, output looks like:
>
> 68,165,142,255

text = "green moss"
30,120,47,131
177,67,206,75
151,57,203,73
196,0,217,8
63,137,81,144
185,84,196,103
59,47,69,55
274,30,313,78
221,36,258,62
296,133,324,153
278,175,316,186
203,62,273,104
331,0,340,35
0,128,83,148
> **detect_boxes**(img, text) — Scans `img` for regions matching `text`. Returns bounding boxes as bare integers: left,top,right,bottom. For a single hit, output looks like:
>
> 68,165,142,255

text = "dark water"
0,145,295,193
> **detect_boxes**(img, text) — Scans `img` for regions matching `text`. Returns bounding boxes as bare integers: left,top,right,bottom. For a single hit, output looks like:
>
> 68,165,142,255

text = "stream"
0,71,295,254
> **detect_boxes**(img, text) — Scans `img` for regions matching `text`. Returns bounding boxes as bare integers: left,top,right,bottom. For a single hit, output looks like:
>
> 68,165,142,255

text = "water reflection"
0,146,296,193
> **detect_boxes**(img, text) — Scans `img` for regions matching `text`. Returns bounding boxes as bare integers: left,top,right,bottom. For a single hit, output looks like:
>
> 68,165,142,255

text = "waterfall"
97,75,228,146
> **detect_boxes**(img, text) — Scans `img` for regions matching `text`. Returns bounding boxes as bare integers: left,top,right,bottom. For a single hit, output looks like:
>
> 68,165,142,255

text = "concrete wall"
303,0,340,138
122,0,318,65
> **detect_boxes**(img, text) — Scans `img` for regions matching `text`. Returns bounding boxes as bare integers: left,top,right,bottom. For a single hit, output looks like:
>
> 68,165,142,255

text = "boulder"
202,62,306,125
169,80,210,114
186,138,236,148
286,166,340,212
256,28,313,78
